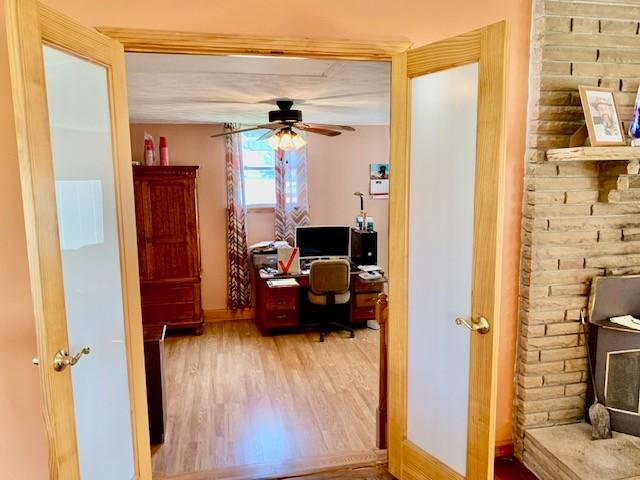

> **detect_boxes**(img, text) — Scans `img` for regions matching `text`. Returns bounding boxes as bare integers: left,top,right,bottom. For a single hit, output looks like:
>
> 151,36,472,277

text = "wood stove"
588,275,640,437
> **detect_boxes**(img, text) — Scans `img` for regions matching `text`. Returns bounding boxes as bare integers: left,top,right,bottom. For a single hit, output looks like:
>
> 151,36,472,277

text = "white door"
387,22,509,480
6,0,151,478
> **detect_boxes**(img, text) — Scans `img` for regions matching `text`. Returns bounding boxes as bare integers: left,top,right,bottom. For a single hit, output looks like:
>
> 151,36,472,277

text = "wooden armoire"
133,165,204,335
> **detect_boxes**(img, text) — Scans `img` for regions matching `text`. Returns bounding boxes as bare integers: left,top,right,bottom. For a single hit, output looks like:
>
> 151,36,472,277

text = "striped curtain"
275,146,311,246
224,123,251,309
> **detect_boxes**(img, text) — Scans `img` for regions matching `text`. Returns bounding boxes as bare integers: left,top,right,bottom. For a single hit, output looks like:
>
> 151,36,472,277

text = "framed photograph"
369,163,389,197
579,86,626,146
370,163,389,179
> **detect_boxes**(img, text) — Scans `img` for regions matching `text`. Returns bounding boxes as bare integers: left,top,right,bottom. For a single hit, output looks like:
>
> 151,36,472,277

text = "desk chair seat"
308,291,350,306
307,259,355,342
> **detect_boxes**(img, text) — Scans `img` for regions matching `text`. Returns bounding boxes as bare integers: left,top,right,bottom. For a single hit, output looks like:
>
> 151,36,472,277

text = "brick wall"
515,0,640,457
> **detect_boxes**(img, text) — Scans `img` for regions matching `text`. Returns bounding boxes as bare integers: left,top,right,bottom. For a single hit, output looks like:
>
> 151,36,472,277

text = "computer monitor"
295,225,351,259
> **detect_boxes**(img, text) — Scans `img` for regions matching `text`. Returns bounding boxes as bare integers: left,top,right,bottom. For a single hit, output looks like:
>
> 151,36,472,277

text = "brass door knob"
455,316,490,334
53,346,91,372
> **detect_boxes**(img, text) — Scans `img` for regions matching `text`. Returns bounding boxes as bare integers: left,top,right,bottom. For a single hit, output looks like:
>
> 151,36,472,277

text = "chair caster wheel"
350,332,355,338
320,335,325,342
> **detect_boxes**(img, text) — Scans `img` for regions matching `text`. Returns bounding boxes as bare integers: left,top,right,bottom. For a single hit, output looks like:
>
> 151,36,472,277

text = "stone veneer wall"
515,0,640,457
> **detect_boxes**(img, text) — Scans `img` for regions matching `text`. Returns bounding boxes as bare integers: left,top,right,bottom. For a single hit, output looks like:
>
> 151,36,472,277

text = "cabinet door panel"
146,179,197,279
133,178,150,279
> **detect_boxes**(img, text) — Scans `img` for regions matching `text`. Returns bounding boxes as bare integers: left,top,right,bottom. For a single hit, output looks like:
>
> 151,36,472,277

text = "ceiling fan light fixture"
292,131,306,149
278,131,294,150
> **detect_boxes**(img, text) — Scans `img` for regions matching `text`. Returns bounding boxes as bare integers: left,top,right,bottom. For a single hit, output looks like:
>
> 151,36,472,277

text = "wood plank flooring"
152,320,380,478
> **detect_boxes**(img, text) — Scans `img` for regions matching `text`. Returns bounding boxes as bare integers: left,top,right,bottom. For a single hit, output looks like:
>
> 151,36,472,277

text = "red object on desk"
278,247,298,274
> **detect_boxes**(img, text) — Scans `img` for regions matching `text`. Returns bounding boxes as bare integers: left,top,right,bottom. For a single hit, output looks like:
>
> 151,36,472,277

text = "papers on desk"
250,240,290,252
358,271,383,281
358,265,382,272
267,278,299,288
610,315,640,330
357,264,384,281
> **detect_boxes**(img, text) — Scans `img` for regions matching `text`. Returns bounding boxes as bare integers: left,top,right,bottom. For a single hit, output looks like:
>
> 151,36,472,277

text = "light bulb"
267,134,280,150
292,132,306,149
279,131,294,150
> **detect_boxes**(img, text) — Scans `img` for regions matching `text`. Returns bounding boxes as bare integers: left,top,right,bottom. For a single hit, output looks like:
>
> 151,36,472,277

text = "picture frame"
579,86,626,146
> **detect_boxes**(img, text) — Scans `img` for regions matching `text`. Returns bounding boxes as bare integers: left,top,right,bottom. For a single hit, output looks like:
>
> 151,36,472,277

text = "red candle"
159,136,169,166
144,138,154,166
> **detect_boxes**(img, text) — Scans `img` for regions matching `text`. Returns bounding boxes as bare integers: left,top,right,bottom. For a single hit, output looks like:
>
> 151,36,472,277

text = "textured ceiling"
125,53,390,125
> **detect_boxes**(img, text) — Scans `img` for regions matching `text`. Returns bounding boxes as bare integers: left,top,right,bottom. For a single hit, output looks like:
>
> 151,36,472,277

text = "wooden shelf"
546,146,640,162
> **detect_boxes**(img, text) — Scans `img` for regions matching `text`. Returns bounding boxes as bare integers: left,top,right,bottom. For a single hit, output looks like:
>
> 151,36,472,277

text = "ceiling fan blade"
297,126,342,137
296,122,355,132
258,127,283,141
210,122,283,138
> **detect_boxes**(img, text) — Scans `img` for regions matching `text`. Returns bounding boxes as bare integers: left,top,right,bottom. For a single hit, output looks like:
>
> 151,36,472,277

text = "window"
241,130,276,207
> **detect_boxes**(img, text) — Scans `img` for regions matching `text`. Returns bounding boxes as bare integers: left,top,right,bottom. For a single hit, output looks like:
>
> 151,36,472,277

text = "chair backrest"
309,259,351,295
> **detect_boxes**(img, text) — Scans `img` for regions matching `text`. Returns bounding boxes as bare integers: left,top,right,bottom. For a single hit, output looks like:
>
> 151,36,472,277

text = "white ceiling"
125,53,390,125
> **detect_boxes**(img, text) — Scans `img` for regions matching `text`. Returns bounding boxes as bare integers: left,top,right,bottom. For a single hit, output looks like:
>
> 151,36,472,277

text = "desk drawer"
265,288,297,310
353,306,376,321
263,310,298,328
354,277,384,293
356,292,379,309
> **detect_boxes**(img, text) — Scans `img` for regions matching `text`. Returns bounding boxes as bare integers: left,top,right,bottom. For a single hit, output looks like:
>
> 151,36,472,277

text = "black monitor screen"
295,226,351,258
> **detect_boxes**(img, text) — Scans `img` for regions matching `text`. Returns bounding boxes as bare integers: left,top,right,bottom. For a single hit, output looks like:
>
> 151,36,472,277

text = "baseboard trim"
495,440,514,458
154,449,387,480
203,308,255,323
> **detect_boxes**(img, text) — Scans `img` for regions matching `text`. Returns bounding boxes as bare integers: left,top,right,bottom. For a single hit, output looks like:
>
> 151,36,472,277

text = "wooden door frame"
98,25,509,480
5,1,151,478
388,22,509,480
99,25,410,475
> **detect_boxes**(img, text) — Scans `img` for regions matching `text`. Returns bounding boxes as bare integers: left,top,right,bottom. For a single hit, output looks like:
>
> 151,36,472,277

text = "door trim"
97,25,511,480
5,1,151,478
387,21,509,479
96,27,411,61
98,27,411,480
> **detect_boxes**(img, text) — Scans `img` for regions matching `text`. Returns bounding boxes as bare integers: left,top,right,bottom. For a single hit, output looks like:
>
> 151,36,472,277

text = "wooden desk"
143,324,166,444
255,269,386,332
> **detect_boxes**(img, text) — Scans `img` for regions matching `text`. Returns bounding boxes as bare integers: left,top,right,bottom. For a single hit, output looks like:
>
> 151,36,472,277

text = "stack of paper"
267,278,299,288
358,265,382,272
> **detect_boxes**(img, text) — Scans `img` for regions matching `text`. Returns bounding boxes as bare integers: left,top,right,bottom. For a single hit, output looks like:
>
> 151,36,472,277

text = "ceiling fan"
210,100,355,151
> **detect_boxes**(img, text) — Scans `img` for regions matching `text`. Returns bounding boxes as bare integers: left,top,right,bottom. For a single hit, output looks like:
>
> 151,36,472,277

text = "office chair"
307,259,355,342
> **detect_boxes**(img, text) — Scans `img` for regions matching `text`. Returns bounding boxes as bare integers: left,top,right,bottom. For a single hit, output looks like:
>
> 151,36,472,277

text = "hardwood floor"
152,320,380,478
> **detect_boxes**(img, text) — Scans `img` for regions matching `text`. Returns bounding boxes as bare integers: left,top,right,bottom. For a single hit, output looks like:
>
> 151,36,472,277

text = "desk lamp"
353,192,366,231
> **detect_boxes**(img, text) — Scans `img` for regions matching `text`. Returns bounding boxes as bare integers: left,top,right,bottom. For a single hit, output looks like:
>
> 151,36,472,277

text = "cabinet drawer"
263,310,298,328
141,285,194,306
142,303,195,322
265,288,297,310
354,277,384,293
353,306,376,321
356,292,379,308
